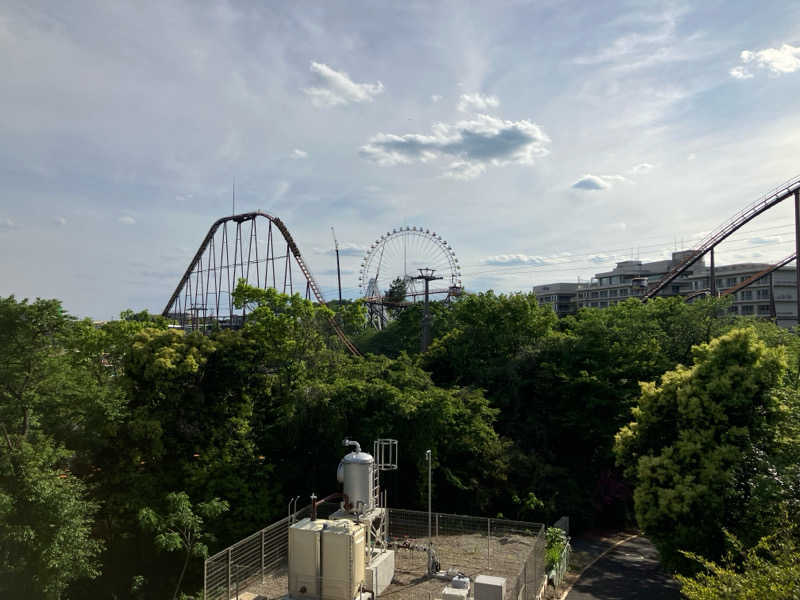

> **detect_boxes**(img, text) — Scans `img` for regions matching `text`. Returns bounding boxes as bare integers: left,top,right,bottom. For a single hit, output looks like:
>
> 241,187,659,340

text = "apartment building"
533,250,798,327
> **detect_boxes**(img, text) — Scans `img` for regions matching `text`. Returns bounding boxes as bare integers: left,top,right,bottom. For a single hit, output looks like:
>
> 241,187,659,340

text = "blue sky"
2,1,800,318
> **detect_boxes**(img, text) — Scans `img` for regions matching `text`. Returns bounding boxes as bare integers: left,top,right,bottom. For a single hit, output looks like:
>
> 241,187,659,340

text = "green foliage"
139,492,228,600
544,526,568,571
677,526,800,600
0,435,102,599
385,277,407,304
614,329,791,570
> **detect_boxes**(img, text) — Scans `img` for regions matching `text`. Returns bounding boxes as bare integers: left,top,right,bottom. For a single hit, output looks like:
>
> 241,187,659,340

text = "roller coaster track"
644,175,800,300
162,211,361,356
720,252,797,298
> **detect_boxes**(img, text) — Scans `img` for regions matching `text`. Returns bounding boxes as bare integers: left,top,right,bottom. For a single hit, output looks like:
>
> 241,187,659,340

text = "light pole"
426,449,432,574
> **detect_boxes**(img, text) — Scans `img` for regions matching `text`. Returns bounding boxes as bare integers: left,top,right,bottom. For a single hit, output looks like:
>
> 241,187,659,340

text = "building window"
591,292,599,298
620,288,628,297
609,289,617,297
726,277,737,287
758,305,771,315
741,304,754,315
740,290,752,301
757,288,770,299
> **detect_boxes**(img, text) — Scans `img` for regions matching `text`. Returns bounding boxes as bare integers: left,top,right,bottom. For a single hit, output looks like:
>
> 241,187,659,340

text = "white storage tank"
337,439,374,513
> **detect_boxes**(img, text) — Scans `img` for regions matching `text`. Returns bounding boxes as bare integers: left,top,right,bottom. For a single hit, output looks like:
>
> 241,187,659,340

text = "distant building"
533,250,798,327
531,282,578,317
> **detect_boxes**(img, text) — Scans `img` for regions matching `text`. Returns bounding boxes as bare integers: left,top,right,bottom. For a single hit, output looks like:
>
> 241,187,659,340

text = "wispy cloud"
572,174,629,191
54,216,67,226
314,242,367,257
481,252,571,267
731,43,800,79
0,218,17,232
304,61,384,107
630,162,654,174
457,92,499,112
431,94,442,103
291,149,308,159
360,114,550,180
750,235,782,245
118,215,136,225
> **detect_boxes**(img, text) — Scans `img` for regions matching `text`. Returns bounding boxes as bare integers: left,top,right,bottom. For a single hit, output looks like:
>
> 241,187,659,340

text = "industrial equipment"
288,439,398,600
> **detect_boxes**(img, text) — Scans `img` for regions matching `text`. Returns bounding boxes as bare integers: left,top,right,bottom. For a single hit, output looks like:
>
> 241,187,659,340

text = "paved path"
563,534,679,600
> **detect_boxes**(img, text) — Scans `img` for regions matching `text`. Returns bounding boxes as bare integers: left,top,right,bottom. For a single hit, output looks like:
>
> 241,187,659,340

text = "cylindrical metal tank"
339,440,374,513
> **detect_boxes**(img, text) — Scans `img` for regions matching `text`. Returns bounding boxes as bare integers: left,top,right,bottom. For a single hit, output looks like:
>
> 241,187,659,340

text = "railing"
205,507,545,600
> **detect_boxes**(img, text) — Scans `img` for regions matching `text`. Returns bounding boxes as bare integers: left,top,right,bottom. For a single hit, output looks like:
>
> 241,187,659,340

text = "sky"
2,1,800,319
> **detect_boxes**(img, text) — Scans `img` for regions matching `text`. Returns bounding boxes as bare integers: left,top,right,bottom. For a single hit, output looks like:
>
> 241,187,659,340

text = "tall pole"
795,190,800,325
413,268,442,352
426,449,432,574
710,247,716,296
336,247,342,304
331,227,342,304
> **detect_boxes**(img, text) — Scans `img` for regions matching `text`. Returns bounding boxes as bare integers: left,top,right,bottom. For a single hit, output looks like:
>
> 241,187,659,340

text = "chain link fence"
205,506,544,600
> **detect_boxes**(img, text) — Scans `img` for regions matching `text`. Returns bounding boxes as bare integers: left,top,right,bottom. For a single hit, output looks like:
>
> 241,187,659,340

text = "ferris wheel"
358,226,462,301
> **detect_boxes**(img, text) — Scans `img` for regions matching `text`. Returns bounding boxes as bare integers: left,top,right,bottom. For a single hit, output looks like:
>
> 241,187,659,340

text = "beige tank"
289,518,325,599
321,520,366,600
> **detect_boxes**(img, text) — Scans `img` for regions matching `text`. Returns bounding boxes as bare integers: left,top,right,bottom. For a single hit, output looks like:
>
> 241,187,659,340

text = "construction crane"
331,227,342,304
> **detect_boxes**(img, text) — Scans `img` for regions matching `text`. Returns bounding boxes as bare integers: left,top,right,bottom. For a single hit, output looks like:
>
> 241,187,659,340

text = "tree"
614,329,790,569
677,526,800,599
385,277,407,304
139,492,229,600
0,436,102,599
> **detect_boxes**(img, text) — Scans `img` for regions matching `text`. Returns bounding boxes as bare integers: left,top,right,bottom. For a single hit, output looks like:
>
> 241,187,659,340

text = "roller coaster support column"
795,190,800,324
710,248,716,297
414,268,442,352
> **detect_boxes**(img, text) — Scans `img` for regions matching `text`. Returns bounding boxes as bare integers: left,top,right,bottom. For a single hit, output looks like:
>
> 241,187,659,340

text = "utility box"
289,518,325,599
474,575,506,600
443,587,469,600
321,520,366,600
365,550,395,595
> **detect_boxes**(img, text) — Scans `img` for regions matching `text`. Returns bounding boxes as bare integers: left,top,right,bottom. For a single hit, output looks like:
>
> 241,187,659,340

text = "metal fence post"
261,529,265,583
487,517,491,570
435,513,439,539
227,547,232,600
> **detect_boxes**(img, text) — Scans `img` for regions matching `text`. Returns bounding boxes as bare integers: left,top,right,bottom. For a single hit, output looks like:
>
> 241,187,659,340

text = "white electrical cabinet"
474,575,506,600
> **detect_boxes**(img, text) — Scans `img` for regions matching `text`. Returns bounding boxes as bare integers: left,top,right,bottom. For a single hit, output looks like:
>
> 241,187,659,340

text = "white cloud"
431,94,443,103
588,254,613,264
291,149,308,159
315,241,367,257
733,44,800,78
481,252,572,267
118,215,136,225
729,66,754,80
457,92,500,112
304,61,384,107
55,216,67,226
572,175,610,190
572,173,629,190
360,114,550,179
630,162,654,174
0,218,17,232
750,235,782,245
687,153,696,160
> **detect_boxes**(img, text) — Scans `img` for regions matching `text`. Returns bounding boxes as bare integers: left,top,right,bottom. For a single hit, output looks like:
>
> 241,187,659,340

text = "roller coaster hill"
162,175,800,355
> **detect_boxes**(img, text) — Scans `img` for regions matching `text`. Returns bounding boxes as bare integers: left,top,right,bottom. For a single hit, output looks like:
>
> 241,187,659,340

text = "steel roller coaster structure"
161,211,360,356
162,175,800,357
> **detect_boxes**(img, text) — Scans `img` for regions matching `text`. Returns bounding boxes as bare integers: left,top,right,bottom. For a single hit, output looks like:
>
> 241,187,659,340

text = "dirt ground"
241,531,537,600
